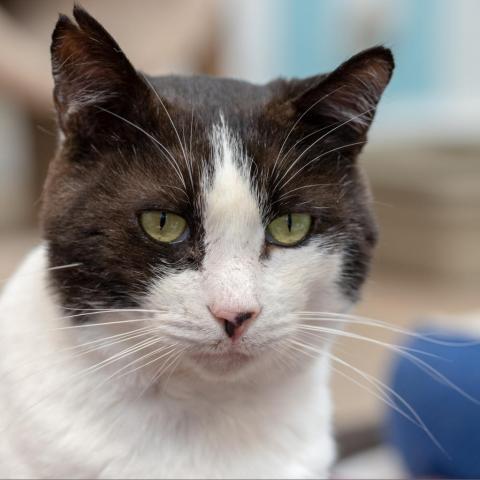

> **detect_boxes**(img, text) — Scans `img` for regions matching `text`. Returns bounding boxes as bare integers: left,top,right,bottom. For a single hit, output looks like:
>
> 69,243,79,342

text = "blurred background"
0,0,479,477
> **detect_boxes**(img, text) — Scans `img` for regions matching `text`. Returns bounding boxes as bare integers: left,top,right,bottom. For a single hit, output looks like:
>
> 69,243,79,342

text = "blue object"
385,327,480,478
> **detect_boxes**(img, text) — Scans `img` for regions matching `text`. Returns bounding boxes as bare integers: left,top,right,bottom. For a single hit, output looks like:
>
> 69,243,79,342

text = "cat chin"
180,348,280,383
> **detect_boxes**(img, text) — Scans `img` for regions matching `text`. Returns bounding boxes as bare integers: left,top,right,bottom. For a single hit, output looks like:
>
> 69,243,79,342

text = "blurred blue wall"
222,0,480,101
220,0,479,142
278,0,440,97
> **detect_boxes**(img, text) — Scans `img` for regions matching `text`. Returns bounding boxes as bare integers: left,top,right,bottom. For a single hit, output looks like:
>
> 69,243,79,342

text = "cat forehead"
149,75,276,113
203,120,264,242
102,106,347,223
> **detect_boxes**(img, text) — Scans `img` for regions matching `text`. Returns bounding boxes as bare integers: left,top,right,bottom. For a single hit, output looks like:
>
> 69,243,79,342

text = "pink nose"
208,306,260,341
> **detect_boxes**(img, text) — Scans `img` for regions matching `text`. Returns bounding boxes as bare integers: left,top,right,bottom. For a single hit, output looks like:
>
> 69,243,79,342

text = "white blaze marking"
202,119,263,312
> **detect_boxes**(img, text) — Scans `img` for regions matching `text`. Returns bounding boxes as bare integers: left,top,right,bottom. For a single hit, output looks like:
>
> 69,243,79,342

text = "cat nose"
208,306,260,341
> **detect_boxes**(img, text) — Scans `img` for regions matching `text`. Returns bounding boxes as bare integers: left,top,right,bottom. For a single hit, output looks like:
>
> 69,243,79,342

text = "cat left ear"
51,5,151,138
291,46,394,141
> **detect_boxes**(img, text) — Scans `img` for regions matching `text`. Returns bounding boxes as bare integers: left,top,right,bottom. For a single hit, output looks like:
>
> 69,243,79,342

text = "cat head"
42,6,393,381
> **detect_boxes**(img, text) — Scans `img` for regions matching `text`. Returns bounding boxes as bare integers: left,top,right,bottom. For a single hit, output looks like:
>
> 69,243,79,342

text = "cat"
0,6,393,478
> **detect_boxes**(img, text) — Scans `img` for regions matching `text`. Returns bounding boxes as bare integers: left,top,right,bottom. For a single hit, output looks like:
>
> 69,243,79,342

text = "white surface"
333,445,406,479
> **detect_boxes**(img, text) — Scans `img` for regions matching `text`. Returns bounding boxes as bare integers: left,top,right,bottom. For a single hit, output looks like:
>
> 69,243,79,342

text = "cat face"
42,7,393,379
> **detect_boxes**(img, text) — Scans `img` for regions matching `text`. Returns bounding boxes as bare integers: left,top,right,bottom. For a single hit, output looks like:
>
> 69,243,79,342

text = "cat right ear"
51,6,151,140
289,46,394,144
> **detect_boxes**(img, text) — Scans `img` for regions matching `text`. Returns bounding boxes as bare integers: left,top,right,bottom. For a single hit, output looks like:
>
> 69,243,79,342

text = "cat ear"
291,46,394,141
51,6,150,138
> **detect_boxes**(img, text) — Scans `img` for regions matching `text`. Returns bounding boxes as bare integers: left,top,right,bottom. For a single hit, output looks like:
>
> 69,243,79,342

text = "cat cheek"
264,243,348,314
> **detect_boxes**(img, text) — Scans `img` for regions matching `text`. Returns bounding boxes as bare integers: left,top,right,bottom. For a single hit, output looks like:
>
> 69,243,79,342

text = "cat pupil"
159,212,167,229
287,214,292,232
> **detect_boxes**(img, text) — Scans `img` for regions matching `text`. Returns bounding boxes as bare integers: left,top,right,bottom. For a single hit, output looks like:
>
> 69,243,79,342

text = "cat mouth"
191,350,254,363
188,347,257,374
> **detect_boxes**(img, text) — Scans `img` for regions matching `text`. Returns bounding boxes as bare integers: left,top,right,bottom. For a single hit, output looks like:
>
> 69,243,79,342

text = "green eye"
140,211,188,243
266,213,312,246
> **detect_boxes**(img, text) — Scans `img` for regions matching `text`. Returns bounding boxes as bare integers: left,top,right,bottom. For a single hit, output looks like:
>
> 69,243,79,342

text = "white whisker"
96,106,187,191
280,141,366,191
297,322,480,405
288,338,446,455
1,336,168,435
156,347,187,392
297,324,442,360
274,107,375,191
272,86,344,179
17,317,154,338
1,326,159,384
95,343,177,390
295,311,480,347
142,74,193,190
275,183,334,202
0,262,83,286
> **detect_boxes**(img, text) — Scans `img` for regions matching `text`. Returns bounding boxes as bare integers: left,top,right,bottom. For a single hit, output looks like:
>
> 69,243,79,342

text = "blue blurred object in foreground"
385,327,480,478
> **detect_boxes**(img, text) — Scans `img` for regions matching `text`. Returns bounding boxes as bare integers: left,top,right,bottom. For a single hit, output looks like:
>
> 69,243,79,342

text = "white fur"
0,122,351,478
202,121,264,315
